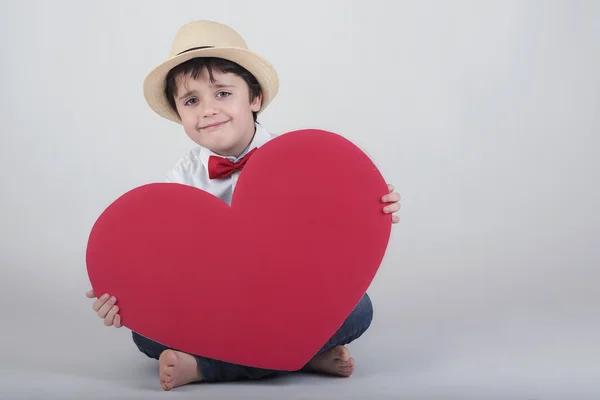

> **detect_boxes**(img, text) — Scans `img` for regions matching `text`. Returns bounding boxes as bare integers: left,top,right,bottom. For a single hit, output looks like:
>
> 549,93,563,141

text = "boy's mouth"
200,120,230,130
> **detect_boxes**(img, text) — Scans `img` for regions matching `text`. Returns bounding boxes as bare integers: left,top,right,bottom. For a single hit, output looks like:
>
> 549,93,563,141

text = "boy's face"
173,68,262,157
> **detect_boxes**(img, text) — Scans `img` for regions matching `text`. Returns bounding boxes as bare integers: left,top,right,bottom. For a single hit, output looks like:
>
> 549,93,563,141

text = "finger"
114,314,122,328
383,203,400,214
104,305,119,326
382,192,401,203
92,293,110,312
85,290,96,299
97,296,117,318
387,184,394,193
392,215,400,224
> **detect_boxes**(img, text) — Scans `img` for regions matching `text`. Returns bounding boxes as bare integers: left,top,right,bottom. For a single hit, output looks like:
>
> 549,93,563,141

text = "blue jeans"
132,293,373,382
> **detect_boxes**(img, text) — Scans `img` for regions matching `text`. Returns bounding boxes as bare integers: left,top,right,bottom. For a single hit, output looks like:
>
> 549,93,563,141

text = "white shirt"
164,123,277,205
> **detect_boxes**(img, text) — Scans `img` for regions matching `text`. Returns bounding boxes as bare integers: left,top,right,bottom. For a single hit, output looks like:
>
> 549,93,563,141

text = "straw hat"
143,20,279,124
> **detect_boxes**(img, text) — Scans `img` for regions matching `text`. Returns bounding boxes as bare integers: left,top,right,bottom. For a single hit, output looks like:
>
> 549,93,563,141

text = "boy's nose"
199,100,219,118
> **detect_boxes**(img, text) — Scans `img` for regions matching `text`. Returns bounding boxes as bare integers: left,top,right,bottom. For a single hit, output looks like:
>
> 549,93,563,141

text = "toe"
339,361,355,376
161,374,175,390
159,350,178,389
335,358,352,368
335,357,355,376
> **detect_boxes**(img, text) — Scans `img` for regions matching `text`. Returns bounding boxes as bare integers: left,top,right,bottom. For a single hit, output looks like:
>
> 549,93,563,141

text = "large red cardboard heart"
86,129,391,371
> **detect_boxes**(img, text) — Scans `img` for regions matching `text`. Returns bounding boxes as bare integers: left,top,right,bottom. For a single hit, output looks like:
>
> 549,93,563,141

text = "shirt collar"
199,123,272,170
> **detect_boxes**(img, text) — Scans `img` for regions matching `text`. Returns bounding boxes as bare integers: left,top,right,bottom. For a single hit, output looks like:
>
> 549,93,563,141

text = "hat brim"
143,47,279,124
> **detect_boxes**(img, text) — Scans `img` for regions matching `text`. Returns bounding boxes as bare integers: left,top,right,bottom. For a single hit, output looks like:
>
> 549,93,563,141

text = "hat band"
177,46,214,56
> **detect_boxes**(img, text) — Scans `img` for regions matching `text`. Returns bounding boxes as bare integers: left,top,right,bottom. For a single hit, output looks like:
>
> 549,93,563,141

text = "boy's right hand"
86,289,122,328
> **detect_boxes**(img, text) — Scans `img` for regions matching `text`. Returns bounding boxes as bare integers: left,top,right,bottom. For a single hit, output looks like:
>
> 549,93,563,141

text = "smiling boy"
86,20,401,390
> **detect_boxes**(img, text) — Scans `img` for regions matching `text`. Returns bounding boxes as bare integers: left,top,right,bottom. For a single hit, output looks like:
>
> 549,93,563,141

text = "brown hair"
165,57,262,121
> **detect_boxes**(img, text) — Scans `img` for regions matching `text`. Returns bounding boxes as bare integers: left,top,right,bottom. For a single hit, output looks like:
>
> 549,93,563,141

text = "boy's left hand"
382,184,401,224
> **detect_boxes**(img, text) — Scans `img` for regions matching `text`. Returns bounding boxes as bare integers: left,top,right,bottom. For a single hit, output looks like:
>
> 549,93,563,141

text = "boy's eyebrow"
177,84,235,100
178,90,197,100
212,83,235,89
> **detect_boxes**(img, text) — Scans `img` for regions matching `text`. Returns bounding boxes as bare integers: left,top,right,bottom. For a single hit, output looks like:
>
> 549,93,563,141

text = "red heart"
86,129,391,371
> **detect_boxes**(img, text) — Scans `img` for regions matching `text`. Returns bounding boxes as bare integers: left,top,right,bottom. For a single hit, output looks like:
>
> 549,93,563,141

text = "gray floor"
3,352,599,400
2,291,599,400
5,368,585,400
5,350,597,400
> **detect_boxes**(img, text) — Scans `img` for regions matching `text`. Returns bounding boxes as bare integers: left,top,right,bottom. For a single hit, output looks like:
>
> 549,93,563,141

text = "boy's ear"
250,93,262,112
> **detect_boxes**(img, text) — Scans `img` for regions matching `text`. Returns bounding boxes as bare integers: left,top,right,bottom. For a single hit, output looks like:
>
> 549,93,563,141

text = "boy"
85,20,401,391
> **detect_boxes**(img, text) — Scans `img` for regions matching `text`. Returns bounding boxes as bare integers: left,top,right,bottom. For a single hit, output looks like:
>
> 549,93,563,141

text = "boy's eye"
216,91,231,98
184,98,198,106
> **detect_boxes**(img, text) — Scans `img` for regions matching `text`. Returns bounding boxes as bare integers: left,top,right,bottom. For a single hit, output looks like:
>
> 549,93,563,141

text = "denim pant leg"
302,292,374,370
132,332,283,382
132,292,373,381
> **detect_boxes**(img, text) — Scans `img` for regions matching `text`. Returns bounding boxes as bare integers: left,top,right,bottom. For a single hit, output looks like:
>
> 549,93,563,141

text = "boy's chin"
192,134,244,156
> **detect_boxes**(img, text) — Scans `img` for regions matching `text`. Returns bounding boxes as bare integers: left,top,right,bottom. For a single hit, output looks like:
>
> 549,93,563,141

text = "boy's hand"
382,184,401,224
86,289,122,328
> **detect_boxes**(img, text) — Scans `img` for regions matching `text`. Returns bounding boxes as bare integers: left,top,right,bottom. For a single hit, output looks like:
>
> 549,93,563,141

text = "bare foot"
159,349,204,390
307,345,355,377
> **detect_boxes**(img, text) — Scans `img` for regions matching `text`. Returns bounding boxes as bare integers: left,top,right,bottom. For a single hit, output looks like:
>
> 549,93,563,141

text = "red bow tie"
208,148,258,180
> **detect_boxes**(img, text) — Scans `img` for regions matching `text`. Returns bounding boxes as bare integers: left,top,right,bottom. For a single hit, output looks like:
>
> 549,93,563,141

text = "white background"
1,1,599,399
